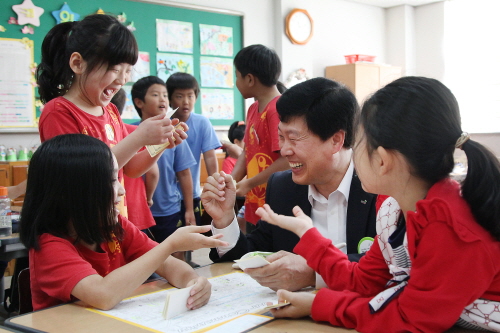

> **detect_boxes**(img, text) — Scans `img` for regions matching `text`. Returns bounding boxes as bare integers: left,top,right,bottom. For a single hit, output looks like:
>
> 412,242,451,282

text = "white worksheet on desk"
89,272,276,333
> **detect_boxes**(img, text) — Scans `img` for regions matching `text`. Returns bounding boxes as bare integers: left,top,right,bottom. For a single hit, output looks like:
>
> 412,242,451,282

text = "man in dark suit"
201,77,377,291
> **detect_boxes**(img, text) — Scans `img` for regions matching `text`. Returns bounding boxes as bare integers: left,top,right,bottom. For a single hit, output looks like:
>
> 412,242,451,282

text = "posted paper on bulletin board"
0,38,36,128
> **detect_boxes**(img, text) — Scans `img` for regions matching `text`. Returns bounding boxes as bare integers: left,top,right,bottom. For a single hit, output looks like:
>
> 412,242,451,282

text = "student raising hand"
256,204,313,238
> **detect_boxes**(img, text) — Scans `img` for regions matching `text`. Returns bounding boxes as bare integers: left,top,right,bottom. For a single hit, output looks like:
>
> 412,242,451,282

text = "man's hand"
201,171,236,228
244,251,315,291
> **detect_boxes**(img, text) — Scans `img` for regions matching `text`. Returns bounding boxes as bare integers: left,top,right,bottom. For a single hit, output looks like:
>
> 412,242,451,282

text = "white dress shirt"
211,160,355,287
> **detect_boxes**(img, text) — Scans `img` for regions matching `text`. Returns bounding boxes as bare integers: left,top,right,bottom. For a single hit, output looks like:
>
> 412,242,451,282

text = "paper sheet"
163,285,194,319
90,272,278,333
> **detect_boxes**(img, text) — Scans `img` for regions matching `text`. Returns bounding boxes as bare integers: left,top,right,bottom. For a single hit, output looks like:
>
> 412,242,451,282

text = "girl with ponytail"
255,76,500,332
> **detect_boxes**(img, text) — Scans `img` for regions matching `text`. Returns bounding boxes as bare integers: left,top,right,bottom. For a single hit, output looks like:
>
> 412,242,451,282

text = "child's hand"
235,178,252,197
186,277,211,310
166,225,229,252
256,204,313,237
135,114,188,147
201,171,237,228
270,289,315,319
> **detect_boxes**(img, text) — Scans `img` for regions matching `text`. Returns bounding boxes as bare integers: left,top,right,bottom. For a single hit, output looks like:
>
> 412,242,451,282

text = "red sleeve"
30,236,98,304
38,104,83,142
305,222,497,332
221,156,236,174
267,102,281,153
295,228,390,295
119,215,158,261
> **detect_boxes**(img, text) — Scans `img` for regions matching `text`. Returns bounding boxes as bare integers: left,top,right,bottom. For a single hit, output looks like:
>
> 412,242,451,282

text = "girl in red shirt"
20,134,228,311
36,14,187,217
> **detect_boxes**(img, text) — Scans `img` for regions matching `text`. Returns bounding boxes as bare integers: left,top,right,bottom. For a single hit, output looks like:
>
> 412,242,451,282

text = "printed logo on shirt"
105,123,115,142
107,106,121,126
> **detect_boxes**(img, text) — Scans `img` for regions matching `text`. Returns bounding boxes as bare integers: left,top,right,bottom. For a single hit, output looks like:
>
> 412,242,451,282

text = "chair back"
18,268,32,314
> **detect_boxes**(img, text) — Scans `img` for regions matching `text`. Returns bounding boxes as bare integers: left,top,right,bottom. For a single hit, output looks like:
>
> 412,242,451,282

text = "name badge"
358,237,374,254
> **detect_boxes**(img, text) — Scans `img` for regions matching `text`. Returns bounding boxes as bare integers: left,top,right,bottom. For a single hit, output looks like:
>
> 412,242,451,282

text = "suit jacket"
209,169,377,263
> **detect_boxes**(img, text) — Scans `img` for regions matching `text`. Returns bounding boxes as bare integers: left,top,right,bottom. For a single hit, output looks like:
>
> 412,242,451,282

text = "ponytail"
460,140,500,240
36,21,76,104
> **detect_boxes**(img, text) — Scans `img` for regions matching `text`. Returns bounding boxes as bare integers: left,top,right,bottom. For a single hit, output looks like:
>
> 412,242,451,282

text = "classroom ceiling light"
344,0,446,8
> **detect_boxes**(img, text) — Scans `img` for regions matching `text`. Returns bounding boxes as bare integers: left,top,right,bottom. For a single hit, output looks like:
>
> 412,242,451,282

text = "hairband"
237,121,245,126
455,132,470,150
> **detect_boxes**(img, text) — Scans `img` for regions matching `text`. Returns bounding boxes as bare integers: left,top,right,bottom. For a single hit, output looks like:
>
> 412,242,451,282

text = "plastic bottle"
0,187,12,237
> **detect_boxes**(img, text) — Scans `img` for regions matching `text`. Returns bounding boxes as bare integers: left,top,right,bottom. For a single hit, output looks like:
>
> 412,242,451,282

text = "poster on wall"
200,88,234,119
156,53,194,82
200,56,233,88
156,19,193,53
131,51,150,83
120,85,141,120
199,24,233,57
0,38,36,128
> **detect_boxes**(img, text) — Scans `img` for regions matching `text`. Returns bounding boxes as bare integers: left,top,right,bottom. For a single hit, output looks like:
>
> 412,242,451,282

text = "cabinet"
325,63,402,103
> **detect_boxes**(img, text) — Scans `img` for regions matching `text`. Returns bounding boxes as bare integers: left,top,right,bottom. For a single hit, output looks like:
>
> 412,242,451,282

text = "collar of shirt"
307,159,354,205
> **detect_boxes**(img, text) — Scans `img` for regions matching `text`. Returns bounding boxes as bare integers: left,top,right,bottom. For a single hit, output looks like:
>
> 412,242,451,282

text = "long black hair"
20,134,123,250
36,14,138,104
360,76,500,240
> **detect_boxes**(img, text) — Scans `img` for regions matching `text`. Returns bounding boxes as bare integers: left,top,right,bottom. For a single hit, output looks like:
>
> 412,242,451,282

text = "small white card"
234,256,270,270
146,108,181,157
162,284,194,320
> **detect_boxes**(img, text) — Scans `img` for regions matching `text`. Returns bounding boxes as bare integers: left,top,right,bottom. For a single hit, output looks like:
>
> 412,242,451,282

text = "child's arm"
202,149,218,176
231,152,247,182
71,225,228,310
144,163,159,207
116,116,188,178
7,180,27,199
177,168,195,226
235,156,289,197
256,204,313,237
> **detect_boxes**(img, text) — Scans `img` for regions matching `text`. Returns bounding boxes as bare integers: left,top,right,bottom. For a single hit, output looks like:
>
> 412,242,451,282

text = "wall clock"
285,9,314,45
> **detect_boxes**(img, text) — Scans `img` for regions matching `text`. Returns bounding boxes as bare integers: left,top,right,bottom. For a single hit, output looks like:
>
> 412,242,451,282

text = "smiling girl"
36,15,186,216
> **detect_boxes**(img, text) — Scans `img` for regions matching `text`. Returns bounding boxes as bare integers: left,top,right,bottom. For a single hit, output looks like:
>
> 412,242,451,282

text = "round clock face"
286,9,313,45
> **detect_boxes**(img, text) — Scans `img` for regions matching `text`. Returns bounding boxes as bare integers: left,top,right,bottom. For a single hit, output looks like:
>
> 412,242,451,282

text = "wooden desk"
5,263,481,333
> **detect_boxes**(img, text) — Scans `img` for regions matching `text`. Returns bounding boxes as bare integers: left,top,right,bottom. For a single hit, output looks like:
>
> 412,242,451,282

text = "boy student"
202,78,377,292
167,72,221,227
112,88,158,233
230,44,290,230
132,76,197,260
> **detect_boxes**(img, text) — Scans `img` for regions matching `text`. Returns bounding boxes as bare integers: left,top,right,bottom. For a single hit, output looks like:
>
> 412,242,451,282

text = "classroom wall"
3,0,499,155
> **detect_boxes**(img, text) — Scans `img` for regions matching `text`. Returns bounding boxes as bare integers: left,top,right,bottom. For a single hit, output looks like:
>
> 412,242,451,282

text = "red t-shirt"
221,156,237,174
123,124,156,230
39,97,129,216
29,215,158,311
243,96,281,224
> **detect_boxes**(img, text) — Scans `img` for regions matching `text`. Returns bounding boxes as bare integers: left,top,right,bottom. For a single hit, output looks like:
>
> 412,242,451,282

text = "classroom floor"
0,248,213,327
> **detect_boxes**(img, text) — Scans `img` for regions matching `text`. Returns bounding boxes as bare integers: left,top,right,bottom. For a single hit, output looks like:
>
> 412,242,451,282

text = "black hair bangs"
102,22,138,67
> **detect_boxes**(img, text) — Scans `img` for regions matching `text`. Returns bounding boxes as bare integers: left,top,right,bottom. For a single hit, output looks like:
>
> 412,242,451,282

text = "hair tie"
455,132,470,150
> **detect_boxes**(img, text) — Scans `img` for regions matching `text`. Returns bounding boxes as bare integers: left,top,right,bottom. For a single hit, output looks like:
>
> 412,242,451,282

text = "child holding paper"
20,134,228,311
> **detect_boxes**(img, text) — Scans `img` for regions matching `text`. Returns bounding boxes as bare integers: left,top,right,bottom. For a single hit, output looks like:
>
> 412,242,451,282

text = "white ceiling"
344,0,446,8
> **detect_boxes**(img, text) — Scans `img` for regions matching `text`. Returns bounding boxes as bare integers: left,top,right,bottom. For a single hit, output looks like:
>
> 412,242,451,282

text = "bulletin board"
0,0,244,131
